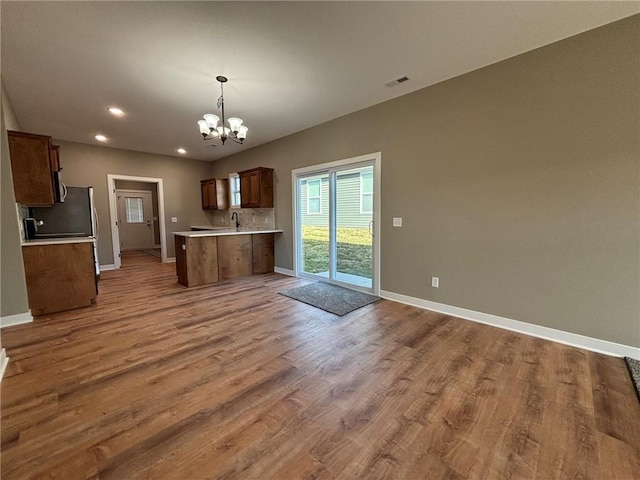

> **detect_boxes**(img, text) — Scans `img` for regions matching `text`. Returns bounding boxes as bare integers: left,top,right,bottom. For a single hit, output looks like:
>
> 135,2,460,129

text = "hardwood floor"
1,250,639,479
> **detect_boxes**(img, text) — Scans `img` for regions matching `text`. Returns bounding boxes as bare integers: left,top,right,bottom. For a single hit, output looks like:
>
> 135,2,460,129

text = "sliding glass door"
295,155,378,293
299,173,330,278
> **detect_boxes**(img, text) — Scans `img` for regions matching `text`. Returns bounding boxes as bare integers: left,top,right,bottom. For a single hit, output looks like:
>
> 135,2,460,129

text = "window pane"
229,174,241,207
361,172,373,193
362,193,373,213
309,198,320,214
125,197,144,223
308,180,320,197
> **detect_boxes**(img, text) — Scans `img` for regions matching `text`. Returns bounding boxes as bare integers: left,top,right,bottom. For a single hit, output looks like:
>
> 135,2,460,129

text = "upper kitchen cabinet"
201,178,229,210
7,130,60,206
239,167,273,208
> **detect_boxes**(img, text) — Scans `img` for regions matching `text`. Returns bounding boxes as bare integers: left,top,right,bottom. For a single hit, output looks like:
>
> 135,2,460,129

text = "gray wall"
115,180,161,245
209,16,640,347
54,141,214,264
1,81,29,318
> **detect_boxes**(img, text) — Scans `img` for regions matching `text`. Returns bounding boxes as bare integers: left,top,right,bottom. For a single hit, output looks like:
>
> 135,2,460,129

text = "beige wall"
210,16,640,347
53,141,214,264
1,81,29,318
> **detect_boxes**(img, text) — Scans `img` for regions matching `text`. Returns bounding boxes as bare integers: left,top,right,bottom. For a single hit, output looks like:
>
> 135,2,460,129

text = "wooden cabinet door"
22,243,97,315
252,234,275,274
217,235,252,280
240,170,260,208
186,237,219,286
8,131,56,206
239,167,273,208
201,179,216,209
200,178,229,210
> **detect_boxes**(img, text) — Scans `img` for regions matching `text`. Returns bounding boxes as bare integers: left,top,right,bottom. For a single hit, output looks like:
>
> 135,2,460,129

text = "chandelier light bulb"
197,120,210,135
228,117,243,133
237,126,248,140
217,126,231,137
203,114,219,128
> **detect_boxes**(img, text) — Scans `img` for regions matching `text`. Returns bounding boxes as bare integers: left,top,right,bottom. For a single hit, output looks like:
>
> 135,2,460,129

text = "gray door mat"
279,281,381,316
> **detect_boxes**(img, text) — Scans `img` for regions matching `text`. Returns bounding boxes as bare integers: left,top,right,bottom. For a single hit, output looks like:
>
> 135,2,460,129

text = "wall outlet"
171,217,178,223
393,217,403,227
431,277,439,288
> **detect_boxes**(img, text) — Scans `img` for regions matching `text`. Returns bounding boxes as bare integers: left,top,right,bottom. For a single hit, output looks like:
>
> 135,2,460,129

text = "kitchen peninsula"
174,228,283,287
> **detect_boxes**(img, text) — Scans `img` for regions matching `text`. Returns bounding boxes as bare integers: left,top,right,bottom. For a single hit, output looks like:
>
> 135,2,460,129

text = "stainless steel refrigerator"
29,186,100,275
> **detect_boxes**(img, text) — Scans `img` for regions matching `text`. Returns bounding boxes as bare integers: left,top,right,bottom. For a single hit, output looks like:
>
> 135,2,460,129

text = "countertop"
174,228,283,238
22,236,96,247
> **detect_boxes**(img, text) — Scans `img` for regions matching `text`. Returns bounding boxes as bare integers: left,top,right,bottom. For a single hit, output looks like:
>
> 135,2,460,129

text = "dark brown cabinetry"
200,178,229,210
238,167,273,208
8,131,61,206
22,242,97,316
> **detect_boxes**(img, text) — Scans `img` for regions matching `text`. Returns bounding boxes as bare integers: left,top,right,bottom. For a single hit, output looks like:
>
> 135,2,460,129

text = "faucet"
231,211,240,229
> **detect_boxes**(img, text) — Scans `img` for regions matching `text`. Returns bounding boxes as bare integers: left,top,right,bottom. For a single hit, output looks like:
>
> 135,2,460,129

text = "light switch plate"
393,217,403,227
171,217,178,223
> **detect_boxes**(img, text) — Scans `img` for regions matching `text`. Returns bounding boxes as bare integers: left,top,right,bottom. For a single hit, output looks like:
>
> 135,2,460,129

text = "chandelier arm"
227,136,244,145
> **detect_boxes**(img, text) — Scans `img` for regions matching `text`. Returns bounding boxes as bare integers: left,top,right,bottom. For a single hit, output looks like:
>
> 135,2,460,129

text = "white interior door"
117,190,154,250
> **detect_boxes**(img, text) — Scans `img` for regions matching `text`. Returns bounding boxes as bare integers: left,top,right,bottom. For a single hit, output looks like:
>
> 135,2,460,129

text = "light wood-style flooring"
1,250,639,479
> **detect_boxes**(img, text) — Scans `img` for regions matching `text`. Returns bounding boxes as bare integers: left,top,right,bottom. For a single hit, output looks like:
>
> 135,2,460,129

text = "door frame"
115,189,155,251
107,174,167,268
291,152,381,295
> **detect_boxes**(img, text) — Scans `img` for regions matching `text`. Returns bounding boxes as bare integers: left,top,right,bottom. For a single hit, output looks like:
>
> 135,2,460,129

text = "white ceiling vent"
385,75,411,87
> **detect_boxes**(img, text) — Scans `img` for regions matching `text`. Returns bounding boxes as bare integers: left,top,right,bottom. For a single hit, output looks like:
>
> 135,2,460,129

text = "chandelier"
197,76,248,145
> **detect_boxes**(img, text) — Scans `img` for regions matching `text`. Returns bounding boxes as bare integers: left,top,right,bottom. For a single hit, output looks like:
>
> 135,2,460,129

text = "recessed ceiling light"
94,134,108,142
108,107,125,116
176,147,187,155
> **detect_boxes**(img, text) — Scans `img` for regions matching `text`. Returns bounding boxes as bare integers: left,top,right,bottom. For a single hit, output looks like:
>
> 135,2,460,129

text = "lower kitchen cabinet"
175,233,276,287
217,235,253,281
252,233,275,274
22,242,97,316
175,235,219,287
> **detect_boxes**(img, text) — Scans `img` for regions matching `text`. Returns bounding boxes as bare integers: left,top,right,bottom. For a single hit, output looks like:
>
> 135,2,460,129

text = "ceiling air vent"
385,75,411,87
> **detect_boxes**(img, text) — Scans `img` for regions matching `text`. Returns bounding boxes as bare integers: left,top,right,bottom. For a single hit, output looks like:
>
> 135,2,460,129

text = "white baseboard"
1,311,33,329
100,264,116,271
274,267,295,276
165,257,176,263
380,290,640,360
0,348,8,381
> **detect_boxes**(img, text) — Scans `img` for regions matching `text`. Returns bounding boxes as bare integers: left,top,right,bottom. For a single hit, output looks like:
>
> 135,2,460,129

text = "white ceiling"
2,1,638,162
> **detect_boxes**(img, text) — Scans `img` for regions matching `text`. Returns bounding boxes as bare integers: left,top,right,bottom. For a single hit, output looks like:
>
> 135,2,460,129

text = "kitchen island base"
174,231,278,287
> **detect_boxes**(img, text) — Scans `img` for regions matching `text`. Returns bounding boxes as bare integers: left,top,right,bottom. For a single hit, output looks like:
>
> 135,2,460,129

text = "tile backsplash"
209,208,275,229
